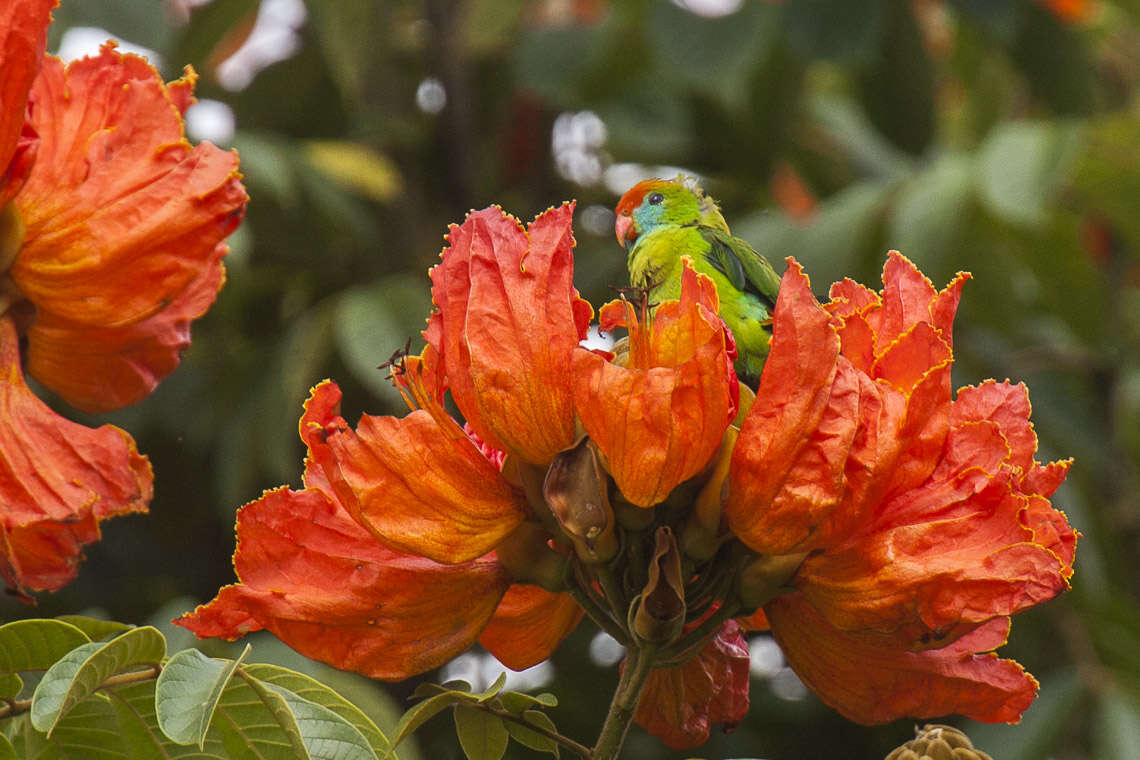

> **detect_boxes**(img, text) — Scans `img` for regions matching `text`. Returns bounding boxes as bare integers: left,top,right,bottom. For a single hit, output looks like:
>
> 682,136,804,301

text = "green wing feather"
698,227,780,309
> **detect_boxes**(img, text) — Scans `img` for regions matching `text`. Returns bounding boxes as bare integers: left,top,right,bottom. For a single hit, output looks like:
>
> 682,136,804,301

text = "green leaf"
453,705,508,760
156,645,248,746
497,691,557,715
385,691,472,758
0,619,90,673
0,732,16,760
977,120,1082,228
0,673,22,699
30,627,165,736
104,679,227,759
504,710,559,757
54,617,134,643
29,641,104,734
260,681,377,760
239,675,311,759
19,688,123,760
473,673,507,703
244,663,391,757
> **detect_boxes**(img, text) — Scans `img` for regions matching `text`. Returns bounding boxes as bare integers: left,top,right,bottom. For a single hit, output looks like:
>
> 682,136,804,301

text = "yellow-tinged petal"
425,203,592,465
24,241,227,413
297,380,526,565
176,486,510,680
12,46,246,329
479,584,584,671
576,260,736,507
0,316,151,596
766,595,1038,725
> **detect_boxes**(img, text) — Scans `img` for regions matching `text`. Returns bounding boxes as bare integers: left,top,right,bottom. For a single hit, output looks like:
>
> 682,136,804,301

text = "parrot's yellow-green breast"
615,177,781,385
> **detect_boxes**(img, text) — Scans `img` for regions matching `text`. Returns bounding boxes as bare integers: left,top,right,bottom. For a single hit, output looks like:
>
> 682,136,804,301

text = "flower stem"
592,645,656,760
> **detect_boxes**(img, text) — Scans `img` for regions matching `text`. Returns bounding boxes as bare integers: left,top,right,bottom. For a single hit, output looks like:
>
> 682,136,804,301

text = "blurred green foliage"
7,0,1140,757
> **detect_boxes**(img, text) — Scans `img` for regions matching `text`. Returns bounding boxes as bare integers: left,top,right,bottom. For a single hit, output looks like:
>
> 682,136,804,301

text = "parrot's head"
614,176,725,249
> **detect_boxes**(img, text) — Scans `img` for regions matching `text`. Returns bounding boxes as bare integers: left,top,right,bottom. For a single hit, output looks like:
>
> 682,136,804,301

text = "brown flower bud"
884,725,993,760
633,526,686,645
681,427,737,561
543,437,617,562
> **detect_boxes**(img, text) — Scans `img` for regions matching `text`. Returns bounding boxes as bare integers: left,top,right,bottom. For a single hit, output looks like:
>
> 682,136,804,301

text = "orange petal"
767,594,1038,725
176,486,510,680
797,488,1067,646
24,241,226,413
634,619,750,749
574,262,736,507
727,260,866,554
12,46,246,328
426,203,592,465
297,381,526,565
478,584,584,671
0,0,52,205
0,316,151,596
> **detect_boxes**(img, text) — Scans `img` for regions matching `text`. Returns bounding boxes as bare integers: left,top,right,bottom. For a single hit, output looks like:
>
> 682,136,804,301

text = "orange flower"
178,204,738,738
725,253,1076,725
180,204,1073,751
0,1,247,595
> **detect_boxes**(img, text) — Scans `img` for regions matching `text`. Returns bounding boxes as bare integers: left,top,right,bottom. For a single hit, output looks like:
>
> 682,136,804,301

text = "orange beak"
615,213,636,248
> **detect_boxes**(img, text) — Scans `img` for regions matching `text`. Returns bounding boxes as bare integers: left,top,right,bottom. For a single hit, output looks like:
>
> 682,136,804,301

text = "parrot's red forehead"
615,179,670,215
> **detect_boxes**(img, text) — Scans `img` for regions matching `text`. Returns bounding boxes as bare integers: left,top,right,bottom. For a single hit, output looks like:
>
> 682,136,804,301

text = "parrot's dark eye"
648,192,664,205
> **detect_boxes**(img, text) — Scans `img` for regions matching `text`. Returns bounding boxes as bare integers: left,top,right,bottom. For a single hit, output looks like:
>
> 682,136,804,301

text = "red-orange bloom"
0,316,152,597
725,253,1076,725
11,44,246,413
179,205,738,747
0,3,246,594
181,200,1073,750
573,258,737,506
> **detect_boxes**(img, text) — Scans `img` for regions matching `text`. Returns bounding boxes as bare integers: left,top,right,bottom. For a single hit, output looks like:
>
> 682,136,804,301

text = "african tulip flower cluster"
0,0,247,597
180,203,1075,750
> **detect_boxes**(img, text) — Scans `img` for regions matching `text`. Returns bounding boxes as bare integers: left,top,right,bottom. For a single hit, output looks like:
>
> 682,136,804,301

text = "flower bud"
884,724,993,760
681,427,737,561
633,526,686,645
543,437,617,562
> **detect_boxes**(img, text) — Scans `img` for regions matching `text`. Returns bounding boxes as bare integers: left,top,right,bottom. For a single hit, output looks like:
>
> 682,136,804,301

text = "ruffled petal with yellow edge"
766,595,1038,725
175,486,510,681
425,203,591,465
574,260,736,507
479,584,584,671
0,316,151,596
294,380,526,565
12,46,246,332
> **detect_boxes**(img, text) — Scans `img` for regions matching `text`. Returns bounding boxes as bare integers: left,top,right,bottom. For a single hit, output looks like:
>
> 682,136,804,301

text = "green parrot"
614,176,781,386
